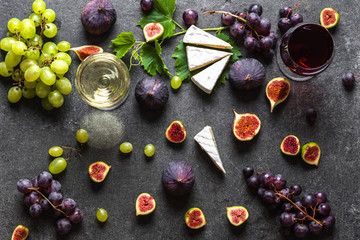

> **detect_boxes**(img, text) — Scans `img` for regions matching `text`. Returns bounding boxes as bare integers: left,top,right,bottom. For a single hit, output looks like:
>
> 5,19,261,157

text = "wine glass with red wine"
276,23,334,81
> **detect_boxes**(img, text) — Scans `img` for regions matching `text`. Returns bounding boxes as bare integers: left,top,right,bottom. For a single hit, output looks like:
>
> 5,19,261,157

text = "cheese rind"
191,55,231,94
194,126,226,173
186,46,232,71
184,25,233,49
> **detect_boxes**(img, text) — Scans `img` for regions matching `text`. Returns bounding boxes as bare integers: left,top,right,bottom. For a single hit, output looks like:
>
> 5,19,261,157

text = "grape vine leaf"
109,32,136,59
136,0,176,39
140,40,169,76
172,33,241,87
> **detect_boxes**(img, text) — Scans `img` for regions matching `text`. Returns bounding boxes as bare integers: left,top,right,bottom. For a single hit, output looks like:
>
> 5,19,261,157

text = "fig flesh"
143,23,164,42
165,121,187,143
11,225,29,240
320,8,339,29
281,135,300,156
266,77,291,113
226,206,249,226
185,208,206,229
81,0,117,35
229,58,266,90
88,161,111,182
232,110,261,141
135,193,156,216
301,142,321,166
69,45,103,61
135,78,169,110
162,161,195,196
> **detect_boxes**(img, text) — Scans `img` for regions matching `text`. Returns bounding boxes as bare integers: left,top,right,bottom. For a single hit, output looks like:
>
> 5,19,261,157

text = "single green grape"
48,90,64,108
42,9,56,23
32,0,46,14
144,144,155,157
42,42,58,55
35,81,51,98
51,59,68,75
11,69,21,81
57,41,71,52
29,13,41,27
0,37,16,51
96,208,108,222
7,18,21,33
25,64,41,82
12,41,28,55
22,87,36,99
5,51,22,68
76,129,89,143
120,142,133,153
43,23,57,38
19,19,36,39
40,67,56,85
171,76,182,89
38,53,51,65
41,97,54,110
55,52,72,66
24,80,37,89
25,49,40,60
49,157,67,174
49,146,63,157
28,34,43,47
55,77,72,95
0,62,13,77
20,59,37,72
8,86,22,103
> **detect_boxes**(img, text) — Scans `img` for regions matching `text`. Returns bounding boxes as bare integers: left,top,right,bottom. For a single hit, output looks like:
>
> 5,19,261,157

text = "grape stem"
61,146,83,160
287,3,310,18
274,191,322,226
28,187,69,218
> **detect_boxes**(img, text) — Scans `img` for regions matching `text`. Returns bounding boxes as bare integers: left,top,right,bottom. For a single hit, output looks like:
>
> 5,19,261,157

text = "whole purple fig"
135,78,169,110
81,0,117,35
162,161,195,196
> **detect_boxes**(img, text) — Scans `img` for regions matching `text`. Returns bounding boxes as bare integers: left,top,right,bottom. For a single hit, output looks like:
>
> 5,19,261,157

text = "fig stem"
355,75,360,78
28,187,69,218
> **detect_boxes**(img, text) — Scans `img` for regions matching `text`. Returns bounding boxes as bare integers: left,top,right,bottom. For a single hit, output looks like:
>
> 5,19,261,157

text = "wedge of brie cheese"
191,55,231,94
186,46,232,71
194,126,226,174
183,25,233,49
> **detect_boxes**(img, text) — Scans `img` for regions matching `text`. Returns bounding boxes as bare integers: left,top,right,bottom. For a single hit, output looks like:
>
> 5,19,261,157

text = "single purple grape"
279,6,292,18
254,40,262,53
263,190,276,204
221,11,235,26
244,36,256,51
249,4,263,16
28,191,40,205
301,194,316,208
61,198,76,214
290,13,303,26
17,179,33,194
56,218,72,235
318,203,331,216
237,12,247,22
259,172,274,187
140,0,154,12
31,177,38,188
256,18,271,35
29,203,42,217
278,18,292,32
282,202,292,212
268,31,278,45
294,201,304,212
246,174,260,189
296,211,306,219
257,187,266,197
342,72,356,87
43,180,62,195
48,192,63,205
272,174,287,190
260,37,273,51
183,9,198,25
305,108,317,122
23,194,32,208
280,212,295,227
290,184,302,196
242,166,254,178
69,208,84,224
309,221,323,235
37,171,53,189
40,198,50,211
247,12,260,27
293,223,309,238
314,191,327,204
230,21,245,38
322,215,335,229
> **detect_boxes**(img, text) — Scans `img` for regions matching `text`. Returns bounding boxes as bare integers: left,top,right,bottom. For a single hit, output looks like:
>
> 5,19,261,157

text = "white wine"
75,53,130,110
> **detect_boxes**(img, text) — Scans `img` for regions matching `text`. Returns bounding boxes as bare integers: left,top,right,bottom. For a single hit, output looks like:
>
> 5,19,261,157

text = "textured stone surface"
0,0,359,239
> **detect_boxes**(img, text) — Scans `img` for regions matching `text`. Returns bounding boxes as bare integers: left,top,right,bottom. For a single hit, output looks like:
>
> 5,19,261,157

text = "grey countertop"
0,0,359,239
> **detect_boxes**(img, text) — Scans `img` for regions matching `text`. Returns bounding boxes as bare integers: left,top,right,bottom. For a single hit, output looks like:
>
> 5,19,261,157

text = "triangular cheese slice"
194,126,226,174
183,25,233,49
186,46,232,71
191,55,231,94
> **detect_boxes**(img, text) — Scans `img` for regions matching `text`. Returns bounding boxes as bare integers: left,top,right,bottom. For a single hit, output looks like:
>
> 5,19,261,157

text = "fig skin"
135,78,169,110
301,142,321,166
226,206,249,226
81,0,117,35
229,58,266,90
162,161,195,196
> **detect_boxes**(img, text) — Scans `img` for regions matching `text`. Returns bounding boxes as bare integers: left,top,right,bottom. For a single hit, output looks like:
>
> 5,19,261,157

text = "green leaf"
109,32,136,59
136,0,176,39
140,40,169,76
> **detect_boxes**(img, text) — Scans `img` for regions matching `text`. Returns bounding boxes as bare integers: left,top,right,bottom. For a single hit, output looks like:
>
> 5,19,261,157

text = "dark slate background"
1,0,359,239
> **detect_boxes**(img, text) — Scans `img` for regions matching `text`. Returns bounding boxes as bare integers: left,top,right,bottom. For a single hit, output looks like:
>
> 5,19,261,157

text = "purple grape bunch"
17,171,83,235
222,4,278,60
243,167,335,238
278,3,307,32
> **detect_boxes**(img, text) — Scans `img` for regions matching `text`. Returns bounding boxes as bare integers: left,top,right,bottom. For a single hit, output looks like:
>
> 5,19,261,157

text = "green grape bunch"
0,0,73,110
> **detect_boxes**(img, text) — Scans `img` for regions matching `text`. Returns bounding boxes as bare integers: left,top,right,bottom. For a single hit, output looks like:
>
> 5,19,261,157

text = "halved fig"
226,206,249,226
280,135,301,156
143,23,164,42
165,121,187,143
301,142,321,166
11,225,29,240
184,207,206,229
88,161,111,182
266,77,291,113
135,193,156,216
320,8,339,29
232,110,261,141
69,45,103,61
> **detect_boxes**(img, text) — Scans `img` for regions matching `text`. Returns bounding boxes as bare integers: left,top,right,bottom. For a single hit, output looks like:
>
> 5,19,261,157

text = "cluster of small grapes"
243,167,335,238
0,0,72,110
17,171,83,235
219,4,278,59
278,4,305,32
